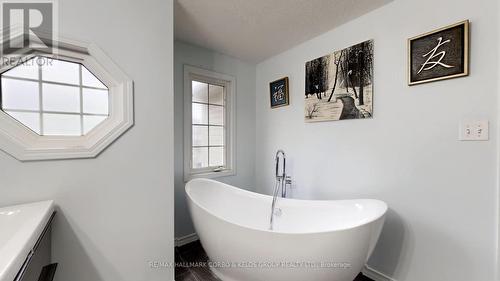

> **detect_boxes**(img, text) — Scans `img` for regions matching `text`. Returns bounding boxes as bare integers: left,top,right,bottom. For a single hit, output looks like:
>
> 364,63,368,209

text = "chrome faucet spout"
275,149,286,176
275,150,286,197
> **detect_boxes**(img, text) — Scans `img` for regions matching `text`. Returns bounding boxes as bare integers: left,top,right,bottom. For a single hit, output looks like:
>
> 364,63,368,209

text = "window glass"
43,113,81,136
4,111,40,134
82,66,107,88
83,115,107,134
209,126,224,146
209,147,224,167
1,79,39,110
192,81,208,103
41,58,80,85
42,84,80,113
190,80,226,170
208,105,224,125
0,56,110,136
192,103,208,125
208,84,224,105
192,125,208,146
83,88,109,115
2,58,39,79
192,147,208,169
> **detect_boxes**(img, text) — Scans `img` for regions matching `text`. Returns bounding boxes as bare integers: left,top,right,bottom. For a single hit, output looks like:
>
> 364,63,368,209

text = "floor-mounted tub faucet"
270,149,292,230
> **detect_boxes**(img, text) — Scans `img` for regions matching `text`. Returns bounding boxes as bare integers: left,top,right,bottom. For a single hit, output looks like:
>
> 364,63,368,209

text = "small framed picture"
269,77,289,108
408,20,469,86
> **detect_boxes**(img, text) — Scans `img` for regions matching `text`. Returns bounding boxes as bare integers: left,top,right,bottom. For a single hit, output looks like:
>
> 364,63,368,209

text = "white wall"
255,0,499,280
174,41,256,238
0,1,175,281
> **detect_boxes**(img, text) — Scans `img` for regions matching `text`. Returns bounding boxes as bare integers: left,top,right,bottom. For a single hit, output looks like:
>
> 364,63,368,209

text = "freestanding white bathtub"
185,178,387,281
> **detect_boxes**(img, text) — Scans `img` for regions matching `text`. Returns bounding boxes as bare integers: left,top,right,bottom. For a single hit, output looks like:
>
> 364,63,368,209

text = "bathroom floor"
175,241,374,281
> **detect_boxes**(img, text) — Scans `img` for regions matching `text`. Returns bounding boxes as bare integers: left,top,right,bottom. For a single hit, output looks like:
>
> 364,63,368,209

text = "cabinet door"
17,216,57,281
19,227,51,281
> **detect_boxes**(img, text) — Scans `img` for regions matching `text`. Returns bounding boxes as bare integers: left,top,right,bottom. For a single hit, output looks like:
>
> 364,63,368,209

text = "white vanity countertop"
0,200,55,281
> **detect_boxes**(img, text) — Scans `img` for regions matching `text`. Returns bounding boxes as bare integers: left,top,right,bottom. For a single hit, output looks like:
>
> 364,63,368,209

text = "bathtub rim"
185,178,388,235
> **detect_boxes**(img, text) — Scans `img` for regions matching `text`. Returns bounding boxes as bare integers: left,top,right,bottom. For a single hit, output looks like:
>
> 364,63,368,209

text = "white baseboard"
175,233,199,247
362,265,397,281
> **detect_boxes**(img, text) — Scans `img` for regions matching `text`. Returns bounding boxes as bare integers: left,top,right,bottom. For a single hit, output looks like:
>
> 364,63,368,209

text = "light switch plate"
459,120,489,141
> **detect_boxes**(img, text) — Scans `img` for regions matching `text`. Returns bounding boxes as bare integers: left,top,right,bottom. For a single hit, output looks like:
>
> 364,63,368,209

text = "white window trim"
0,36,134,161
183,65,236,181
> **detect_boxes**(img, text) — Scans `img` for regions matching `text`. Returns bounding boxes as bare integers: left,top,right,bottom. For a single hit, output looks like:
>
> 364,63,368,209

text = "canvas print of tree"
305,40,373,122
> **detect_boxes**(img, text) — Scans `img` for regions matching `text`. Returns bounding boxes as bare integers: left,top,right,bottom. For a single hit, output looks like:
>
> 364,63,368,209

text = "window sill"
184,169,235,182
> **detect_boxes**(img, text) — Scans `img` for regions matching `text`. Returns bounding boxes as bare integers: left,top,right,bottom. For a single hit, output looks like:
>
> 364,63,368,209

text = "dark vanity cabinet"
14,212,58,281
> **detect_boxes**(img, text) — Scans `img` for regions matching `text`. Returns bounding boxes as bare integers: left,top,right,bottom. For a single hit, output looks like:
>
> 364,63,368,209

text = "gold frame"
408,20,469,86
270,77,289,108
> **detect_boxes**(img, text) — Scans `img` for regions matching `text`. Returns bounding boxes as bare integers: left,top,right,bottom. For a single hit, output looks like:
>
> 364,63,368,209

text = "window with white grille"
184,66,235,180
0,39,134,161
0,56,109,136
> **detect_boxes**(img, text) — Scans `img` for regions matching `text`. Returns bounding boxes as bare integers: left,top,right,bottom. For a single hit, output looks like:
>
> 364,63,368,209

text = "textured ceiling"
174,0,392,62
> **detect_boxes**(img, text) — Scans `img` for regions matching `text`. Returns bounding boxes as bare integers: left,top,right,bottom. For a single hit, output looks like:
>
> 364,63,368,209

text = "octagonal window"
0,56,109,136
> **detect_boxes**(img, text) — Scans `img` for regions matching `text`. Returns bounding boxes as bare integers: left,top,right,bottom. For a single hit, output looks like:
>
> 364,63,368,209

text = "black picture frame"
269,77,289,108
304,40,374,122
408,20,469,86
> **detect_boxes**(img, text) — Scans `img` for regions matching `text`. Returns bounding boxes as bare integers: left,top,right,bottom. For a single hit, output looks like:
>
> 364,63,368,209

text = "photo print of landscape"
305,40,373,122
